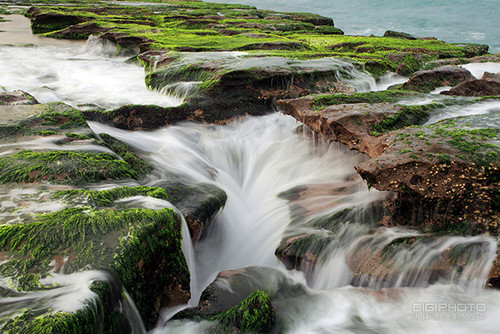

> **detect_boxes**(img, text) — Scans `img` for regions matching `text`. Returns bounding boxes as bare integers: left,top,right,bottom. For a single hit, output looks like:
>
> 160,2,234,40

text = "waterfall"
90,108,499,333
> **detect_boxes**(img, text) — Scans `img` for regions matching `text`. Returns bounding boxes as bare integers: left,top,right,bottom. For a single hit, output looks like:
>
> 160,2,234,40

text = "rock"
137,50,176,70
30,12,85,34
402,66,475,93
0,277,134,333
48,22,111,40
0,90,38,106
384,30,417,40
0,207,190,329
0,102,152,184
175,266,312,333
0,101,88,141
83,104,191,130
86,57,355,129
277,92,434,158
98,32,155,54
275,234,331,274
99,133,152,178
210,290,275,333
286,13,334,26
441,72,500,96
235,41,309,51
157,181,228,243
482,71,500,83
355,120,499,233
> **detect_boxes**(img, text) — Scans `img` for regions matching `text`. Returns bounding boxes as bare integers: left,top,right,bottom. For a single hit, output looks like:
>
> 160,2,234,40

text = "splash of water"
0,35,181,109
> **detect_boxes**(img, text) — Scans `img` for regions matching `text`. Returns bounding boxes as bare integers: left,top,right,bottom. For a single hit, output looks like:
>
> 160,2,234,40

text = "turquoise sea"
206,0,500,53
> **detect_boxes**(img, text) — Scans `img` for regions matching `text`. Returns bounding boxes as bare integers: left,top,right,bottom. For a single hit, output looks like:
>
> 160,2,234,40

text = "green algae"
211,290,275,334
0,206,189,328
0,150,138,185
1,279,132,334
53,185,169,207
99,133,152,177
371,103,440,134
431,125,500,166
26,2,485,79
312,90,419,110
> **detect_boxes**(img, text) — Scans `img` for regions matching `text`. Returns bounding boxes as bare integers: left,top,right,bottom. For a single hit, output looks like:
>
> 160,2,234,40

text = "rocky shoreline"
0,1,499,332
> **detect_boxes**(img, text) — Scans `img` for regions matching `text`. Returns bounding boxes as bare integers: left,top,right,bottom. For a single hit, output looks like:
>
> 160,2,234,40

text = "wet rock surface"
0,90,38,106
441,71,500,96
402,66,476,93
0,103,224,331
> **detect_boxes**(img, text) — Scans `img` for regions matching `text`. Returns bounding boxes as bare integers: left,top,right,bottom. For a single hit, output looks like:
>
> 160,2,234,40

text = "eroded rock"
402,66,475,93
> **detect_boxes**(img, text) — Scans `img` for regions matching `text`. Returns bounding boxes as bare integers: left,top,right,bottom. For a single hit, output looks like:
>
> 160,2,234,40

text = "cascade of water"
90,106,499,333
157,81,202,101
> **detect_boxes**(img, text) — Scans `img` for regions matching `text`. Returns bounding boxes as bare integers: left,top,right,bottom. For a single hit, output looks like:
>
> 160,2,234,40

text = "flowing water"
1,7,500,334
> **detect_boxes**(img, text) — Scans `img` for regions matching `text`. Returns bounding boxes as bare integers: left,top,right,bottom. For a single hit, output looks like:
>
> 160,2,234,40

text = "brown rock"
441,77,500,96
402,66,475,93
277,97,392,158
49,22,110,39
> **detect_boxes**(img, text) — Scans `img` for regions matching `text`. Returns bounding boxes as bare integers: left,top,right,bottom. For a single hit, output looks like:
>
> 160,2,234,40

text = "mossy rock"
0,102,89,141
0,279,133,334
0,207,190,329
211,290,275,334
159,181,228,243
175,266,311,332
0,150,140,185
99,133,152,177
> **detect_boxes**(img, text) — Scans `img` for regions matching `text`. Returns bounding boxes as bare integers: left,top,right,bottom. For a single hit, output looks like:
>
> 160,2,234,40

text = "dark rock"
441,75,500,96
156,181,228,243
384,30,417,40
30,12,85,34
286,13,334,27
83,104,191,130
235,41,310,51
402,66,475,93
98,32,155,54
48,22,111,40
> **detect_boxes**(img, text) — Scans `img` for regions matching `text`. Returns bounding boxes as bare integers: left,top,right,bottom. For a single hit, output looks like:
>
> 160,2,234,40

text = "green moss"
26,3,477,80
431,126,500,165
0,206,189,328
371,103,440,133
99,133,152,177
0,150,139,185
312,90,419,110
211,290,275,334
53,186,169,207
1,279,132,333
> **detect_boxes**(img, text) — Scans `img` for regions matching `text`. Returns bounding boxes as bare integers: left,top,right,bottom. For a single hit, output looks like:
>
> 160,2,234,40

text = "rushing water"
0,16,181,109
1,7,500,334
205,0,500,53
90,109,500,333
